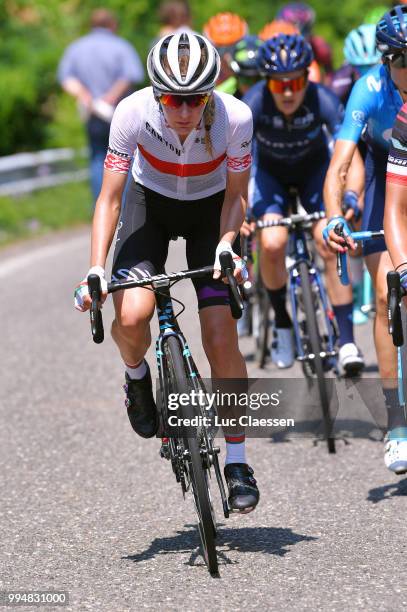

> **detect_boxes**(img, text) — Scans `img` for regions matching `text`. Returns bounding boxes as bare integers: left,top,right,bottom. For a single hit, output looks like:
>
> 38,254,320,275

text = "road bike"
253,198,338,453
87,252,243,577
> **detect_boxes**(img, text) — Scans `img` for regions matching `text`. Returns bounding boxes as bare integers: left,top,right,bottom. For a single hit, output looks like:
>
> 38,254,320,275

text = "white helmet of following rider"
147,30,221,94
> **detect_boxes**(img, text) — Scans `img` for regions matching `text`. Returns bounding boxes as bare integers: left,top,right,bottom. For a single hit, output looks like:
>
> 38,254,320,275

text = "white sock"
225,433,246,466
125,360,147,380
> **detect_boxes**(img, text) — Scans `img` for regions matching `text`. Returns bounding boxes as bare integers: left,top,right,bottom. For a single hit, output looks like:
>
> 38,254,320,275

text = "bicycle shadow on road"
122,524,316,569
367,477,407,504
268,419,383,444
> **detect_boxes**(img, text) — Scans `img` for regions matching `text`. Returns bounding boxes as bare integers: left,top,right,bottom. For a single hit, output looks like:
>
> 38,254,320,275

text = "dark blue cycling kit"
337,64,403,255
242,80,344,218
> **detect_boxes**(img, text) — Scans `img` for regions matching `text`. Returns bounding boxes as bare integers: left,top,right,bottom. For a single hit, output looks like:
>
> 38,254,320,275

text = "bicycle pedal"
159,439,171,460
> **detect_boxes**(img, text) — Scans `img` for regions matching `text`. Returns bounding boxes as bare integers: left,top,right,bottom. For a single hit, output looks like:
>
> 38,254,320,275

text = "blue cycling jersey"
337,64,402,154
242,80,344,170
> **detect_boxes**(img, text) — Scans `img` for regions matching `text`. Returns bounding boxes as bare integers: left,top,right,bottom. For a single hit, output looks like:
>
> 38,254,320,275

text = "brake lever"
334,223,350,286
88,274,104,344
219,251,244,319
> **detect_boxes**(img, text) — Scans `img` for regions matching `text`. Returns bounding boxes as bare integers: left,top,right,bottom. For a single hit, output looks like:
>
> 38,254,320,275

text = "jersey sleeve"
104,96,140,174
336,76,375,143
225,97,253,173
387,103,407,186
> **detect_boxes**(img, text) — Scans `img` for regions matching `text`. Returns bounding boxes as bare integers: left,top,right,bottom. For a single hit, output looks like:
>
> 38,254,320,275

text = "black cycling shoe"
224,463,259,513
123,364,159,439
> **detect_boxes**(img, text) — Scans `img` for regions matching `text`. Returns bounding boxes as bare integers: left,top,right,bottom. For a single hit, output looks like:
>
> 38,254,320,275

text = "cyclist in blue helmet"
323,6,407,474
217,35,263,99
243,33,364,373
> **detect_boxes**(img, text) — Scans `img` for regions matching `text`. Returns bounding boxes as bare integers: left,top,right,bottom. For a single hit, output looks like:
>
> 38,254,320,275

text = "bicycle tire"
253,278,270,369
298,261,336,454
163,335,218,575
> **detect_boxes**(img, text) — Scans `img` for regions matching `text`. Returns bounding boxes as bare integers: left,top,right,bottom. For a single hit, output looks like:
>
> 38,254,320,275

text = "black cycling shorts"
112,180,234,310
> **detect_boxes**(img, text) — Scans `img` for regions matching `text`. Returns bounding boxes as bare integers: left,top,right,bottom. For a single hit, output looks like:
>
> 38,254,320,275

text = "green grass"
0,181,92,246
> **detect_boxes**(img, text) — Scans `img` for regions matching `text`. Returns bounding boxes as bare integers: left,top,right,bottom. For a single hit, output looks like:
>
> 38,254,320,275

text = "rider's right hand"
322,216,357,253
74,266,108,312
240,219,255,237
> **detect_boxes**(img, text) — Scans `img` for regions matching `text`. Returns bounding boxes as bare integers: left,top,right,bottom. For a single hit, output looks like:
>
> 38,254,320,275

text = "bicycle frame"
154,281,198,399
287,224,337,364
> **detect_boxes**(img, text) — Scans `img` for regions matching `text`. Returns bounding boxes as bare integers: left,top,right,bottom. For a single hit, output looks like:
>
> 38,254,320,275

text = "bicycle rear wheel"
163,335,218,575
298,261,336,454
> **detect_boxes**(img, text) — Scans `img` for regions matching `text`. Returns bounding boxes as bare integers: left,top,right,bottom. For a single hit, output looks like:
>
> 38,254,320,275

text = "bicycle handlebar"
256,210,325,230
333,226,384,286
87,251,243,343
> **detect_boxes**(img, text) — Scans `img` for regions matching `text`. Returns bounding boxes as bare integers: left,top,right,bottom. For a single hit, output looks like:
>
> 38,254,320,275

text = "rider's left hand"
213,240,248,284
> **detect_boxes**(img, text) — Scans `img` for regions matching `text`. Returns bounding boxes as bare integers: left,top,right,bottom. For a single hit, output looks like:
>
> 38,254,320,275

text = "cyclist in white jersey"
74,31,259,512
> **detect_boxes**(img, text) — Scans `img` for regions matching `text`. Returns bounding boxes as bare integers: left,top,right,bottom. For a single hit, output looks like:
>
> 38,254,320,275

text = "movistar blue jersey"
243,80,344,171
337,64,402,155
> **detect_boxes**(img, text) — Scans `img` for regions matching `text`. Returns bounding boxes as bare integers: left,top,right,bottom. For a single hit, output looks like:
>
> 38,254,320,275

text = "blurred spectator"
157,1,193,37
58,8,144,202
203,13,248,84
276,3,333,80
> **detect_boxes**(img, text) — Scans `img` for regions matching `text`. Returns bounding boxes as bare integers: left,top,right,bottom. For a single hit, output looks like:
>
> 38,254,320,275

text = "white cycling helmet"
147,31,221,94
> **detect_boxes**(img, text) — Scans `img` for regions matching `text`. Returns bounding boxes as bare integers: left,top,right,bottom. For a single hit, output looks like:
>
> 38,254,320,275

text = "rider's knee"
375,284,388,316
113,310,148,336
261,235,286,260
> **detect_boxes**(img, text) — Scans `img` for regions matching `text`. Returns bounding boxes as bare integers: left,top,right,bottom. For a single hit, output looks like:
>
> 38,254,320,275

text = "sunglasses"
267,75,307,94
158,93,210,108
388,51,407,68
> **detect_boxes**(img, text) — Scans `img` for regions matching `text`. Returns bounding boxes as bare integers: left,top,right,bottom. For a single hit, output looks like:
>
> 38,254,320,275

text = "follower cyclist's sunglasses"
388,51,407,68
267,74,307,94
158,93,210,108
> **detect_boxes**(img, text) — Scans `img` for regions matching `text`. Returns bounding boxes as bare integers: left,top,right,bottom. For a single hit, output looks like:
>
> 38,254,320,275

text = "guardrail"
0,148,89,197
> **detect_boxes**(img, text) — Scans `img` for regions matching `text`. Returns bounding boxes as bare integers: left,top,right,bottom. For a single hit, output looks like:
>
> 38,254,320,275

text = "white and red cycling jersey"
104,87,252,200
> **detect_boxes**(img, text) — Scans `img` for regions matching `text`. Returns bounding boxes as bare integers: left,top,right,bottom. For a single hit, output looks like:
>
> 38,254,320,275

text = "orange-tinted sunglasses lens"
268,75,307,94
159,93,210,108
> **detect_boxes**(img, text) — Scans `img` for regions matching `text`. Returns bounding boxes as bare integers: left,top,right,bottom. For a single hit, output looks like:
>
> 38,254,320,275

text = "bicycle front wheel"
298,261,336,454
163,335,218,576
253,276,270,369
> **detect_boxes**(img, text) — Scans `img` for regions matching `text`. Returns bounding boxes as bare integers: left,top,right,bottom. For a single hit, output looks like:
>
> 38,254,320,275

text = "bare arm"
346,146,365,205
61,77,92,108
324,139,357,217
384,180,407,270
219,168,249,244
323,139,358,252
90,170,128,267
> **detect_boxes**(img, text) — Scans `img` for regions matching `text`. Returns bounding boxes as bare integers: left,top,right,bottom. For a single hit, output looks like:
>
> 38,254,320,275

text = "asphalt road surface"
1,229,407,611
